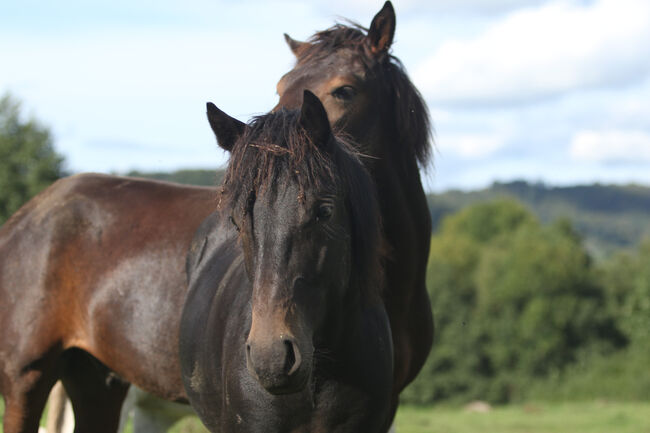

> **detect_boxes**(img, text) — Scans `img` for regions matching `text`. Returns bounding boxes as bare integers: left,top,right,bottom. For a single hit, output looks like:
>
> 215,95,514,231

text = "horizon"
2,0,649,192
119,167,650,194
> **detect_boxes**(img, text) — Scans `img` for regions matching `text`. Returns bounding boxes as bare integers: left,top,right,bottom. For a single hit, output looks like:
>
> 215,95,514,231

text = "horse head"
275,1,430,168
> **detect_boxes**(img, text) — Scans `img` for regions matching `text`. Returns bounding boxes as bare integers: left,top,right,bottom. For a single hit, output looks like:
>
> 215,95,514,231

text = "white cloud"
325,0,561,17
402,0,552,15
414,0,650,107
569,130,650,162
438,133,508,158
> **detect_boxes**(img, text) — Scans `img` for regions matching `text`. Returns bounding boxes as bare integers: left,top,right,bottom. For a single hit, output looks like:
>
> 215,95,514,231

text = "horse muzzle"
245,334,310,394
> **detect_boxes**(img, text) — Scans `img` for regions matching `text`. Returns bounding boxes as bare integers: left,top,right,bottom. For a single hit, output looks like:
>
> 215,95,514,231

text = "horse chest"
217,377,382,433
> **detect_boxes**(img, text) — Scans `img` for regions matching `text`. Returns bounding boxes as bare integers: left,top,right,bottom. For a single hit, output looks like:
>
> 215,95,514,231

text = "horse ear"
299,90,332,152
206,102,246,152
284,33,308,57
367,1,396,56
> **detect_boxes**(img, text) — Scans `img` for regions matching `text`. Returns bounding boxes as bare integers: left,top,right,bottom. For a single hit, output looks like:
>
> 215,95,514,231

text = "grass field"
3,397,649,433
395,402,650,433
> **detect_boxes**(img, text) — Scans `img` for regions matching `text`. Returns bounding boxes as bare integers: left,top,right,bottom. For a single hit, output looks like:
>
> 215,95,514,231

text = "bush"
0,93,65,224
402,200,625,404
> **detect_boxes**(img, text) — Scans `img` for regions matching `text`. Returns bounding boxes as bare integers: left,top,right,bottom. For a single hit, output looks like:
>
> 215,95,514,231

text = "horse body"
0,174,214,432
277,1,433,401
179,93,393,433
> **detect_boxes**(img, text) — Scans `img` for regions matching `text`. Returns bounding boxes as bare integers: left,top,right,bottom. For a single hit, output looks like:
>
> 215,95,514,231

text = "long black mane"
220,109,384,299
291,23,432,168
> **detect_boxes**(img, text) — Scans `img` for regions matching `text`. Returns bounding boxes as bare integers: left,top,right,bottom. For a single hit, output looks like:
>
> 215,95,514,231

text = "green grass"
3,397,650,433
395,401,650,433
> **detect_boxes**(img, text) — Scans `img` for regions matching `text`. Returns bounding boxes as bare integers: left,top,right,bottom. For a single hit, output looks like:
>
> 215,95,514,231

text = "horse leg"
59,350,129,433
1,356,59,433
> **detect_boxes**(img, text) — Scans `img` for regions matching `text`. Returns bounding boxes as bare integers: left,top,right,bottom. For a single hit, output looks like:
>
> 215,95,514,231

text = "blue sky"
2,0,649,192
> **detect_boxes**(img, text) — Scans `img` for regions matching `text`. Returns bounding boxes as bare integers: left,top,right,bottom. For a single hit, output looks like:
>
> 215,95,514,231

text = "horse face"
211,91,353,395
235,177,351,395
275,2,395,148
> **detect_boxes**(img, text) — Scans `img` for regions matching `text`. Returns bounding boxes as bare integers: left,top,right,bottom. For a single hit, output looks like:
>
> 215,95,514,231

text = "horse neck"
370,121,431,236
368,124,432,294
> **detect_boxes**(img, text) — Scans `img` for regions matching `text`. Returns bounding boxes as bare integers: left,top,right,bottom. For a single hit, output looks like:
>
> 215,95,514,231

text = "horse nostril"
283,338,302,376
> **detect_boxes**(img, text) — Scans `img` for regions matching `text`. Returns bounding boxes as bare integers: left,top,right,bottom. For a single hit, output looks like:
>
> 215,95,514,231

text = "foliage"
526,344,650,402
402,200,625,404
599,240,650,345
0,93,65,224
534,239,650,402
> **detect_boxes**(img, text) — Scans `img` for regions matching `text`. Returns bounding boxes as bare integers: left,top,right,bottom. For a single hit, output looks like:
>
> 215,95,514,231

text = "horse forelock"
220,109,385,300
221,110,335,213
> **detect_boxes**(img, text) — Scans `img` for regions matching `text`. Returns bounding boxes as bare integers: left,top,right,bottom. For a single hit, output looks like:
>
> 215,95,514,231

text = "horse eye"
331,85,357,101
229,216,240,232
316,204,333,222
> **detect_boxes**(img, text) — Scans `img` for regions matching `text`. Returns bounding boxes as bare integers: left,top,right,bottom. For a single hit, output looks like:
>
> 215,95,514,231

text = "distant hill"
428,181,650,259
125,169,223,186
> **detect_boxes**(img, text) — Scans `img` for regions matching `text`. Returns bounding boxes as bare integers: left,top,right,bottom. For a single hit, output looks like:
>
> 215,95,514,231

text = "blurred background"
1,0,649,432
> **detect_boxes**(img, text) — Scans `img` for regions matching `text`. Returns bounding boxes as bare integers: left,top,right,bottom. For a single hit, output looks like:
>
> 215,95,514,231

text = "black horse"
179,91,394,433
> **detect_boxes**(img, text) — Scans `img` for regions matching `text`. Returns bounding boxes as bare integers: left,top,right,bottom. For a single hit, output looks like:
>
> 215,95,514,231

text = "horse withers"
179,91,393,432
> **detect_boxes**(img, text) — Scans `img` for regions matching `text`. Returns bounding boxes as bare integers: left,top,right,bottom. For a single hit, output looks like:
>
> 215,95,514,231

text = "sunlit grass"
394,401,650,433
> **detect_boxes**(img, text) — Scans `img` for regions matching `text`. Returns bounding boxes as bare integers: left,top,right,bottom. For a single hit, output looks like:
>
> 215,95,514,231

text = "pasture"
4,397,648,433
394,402,650,433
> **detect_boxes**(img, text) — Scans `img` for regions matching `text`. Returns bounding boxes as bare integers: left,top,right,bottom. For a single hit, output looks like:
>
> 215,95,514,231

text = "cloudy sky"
2,0,649,191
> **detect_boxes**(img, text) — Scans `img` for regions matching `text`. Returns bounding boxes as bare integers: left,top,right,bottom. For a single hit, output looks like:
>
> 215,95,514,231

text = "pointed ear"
299,90,332,152
367,1,396,56
206,102,246,152
284,33,308,57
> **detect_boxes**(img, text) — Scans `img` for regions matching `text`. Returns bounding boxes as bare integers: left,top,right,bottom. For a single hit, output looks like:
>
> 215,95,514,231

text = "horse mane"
293,23,433,168
220,109,384,300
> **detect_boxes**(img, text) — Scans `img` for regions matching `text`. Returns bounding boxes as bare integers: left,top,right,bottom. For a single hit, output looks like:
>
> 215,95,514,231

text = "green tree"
402,200,623,404
600,240,650,345
0,93,65,224
527,240,650,401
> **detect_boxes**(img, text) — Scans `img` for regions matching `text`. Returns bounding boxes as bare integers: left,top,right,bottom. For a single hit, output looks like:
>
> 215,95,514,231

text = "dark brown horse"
0,2,432,432
179,91,393,432
277,1,433,413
